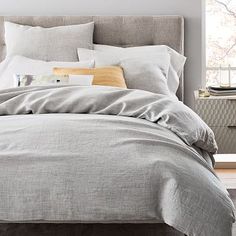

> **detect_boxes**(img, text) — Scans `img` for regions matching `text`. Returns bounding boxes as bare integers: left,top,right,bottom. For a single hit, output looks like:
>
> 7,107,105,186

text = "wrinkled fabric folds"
0,85,217,154
0,85,234,236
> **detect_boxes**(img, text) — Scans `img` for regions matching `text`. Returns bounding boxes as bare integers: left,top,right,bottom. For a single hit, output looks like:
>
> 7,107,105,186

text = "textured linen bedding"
0,85,234,236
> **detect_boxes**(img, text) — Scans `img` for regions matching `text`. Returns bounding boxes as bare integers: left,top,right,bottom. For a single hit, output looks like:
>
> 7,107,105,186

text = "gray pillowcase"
120,57,175,97
5,21,94,61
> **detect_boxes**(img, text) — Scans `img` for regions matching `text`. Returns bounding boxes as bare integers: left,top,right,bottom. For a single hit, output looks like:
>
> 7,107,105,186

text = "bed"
0,16,234,236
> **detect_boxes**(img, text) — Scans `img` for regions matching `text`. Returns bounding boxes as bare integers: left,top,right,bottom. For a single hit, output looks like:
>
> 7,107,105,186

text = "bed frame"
0,16,185,236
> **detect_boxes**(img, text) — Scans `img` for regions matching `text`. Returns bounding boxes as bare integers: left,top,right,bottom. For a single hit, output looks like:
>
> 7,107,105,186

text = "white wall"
0,0,203,108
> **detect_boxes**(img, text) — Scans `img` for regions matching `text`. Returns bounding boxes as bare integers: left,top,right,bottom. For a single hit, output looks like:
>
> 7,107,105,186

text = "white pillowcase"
78,45,186,94
0,55,95,90
94,44,186,76
5,21,94,61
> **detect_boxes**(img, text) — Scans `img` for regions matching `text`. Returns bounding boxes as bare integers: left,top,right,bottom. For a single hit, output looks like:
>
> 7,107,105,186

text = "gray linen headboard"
0,16,184,100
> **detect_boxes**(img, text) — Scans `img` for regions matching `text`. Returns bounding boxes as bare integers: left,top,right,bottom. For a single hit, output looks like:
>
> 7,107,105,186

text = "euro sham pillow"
53,66,127,89
0,55,94,90
78,45,186,94
5,21,94,61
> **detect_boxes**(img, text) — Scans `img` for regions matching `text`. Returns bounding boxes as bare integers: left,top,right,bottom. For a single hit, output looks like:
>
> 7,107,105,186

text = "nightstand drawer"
211,126,236,153
195,99,236,126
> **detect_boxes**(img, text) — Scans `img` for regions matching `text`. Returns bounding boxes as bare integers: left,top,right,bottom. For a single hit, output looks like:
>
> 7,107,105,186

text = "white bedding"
0,56,94,89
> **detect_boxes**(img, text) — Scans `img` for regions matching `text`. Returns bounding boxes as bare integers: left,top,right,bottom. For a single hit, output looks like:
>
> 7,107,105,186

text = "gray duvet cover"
0,85,234,236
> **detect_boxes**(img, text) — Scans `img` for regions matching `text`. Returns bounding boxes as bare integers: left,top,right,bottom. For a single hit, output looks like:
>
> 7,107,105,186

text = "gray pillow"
78,47,175,96
5,21,94,61
120,57,175,97
78,47,185,95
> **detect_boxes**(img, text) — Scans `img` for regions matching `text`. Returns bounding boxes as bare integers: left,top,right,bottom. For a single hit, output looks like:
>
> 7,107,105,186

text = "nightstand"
194,91,236,153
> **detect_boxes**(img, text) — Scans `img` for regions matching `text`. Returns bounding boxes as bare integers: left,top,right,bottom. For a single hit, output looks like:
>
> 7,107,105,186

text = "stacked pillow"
78,45,186,96
1,21,96,89
1,21,186,95
0,55,95,89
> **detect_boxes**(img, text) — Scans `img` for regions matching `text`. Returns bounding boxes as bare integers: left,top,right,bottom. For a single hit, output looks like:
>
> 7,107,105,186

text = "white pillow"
5,21,94,61
78,45,186,94
0,55,95,90
94,44,186,77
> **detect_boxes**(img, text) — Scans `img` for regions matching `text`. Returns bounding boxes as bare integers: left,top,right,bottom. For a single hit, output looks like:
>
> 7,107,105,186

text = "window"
206,0,236,86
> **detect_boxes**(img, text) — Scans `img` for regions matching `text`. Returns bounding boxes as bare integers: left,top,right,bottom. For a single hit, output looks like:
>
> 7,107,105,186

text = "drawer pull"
227,126,236,129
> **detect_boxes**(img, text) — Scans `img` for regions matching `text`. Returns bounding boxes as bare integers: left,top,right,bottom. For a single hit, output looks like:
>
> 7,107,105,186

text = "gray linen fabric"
119,57,172,96
4,21,94,61
0,85,234,236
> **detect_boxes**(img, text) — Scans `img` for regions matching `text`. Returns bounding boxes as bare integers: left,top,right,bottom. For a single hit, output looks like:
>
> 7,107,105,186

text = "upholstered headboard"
0,16,184,100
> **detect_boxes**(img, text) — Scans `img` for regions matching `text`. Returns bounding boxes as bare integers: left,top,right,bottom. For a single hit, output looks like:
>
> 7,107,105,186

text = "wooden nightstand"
194,91,236,154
